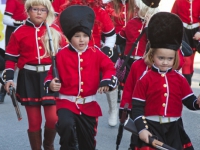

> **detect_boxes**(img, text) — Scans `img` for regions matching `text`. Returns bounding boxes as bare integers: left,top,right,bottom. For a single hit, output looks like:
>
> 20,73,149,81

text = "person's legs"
43,105,58,150
25,106,42,150
182,53,195,86
76,113,98,150
56,109,78,150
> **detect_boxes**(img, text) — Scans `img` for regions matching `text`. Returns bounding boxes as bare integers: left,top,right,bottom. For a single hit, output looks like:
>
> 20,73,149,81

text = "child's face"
152,48,176,72
28,5,48,25
70,32,89,51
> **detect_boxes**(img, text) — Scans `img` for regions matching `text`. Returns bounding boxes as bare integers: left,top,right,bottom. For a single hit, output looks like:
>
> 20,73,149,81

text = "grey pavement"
0,53,200,150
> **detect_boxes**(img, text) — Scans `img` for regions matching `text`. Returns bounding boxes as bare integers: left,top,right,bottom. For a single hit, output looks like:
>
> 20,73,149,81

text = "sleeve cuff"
4,69,14,81
99,75,118,91
135,116,149,133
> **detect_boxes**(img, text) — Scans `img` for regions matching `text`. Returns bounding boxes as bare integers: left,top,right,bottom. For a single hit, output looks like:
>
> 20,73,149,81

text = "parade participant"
51,0,118,127
171,0,200,86
3,0,66,149
119,47,193,150
131,12,200,149
1,0,27,104
115,0,159,105
103,0,135,103
44,5,117,150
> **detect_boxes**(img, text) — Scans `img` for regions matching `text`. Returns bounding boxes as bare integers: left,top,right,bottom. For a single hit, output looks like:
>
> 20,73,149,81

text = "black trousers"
56,109,98,150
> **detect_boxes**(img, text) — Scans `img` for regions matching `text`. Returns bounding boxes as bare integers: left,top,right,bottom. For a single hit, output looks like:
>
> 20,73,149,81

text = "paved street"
0,53,200,150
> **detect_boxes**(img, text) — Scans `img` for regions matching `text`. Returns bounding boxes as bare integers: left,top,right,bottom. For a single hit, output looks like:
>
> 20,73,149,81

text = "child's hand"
139,129,152,144
196,95,200,107
5,81,15,94
49,78,61,92
193,32,200,40
97,86,109,94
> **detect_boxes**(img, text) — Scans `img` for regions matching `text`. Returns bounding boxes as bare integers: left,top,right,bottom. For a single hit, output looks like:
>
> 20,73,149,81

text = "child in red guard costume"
3,0,66,149
44,5,117,150
132,12,200,150
115,0,160,103
120,47,194,150
103,0,135,103
51,0,118,127
171,0,200,86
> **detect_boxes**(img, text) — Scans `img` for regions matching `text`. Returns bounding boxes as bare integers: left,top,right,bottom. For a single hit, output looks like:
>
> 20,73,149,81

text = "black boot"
0,85,6,103
183,74,193,86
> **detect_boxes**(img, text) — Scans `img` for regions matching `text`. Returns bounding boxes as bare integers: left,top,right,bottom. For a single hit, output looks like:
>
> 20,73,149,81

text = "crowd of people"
0,0,200,150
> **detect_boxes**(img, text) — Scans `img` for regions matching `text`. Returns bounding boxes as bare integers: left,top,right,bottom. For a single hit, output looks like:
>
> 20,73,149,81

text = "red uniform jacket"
89,6,115,48
120,58,149,110
44,45,117,117
120,51,184,111
133,65,197,117
171,0,200,24
119,17,147,56
4,0,27,21
104,2,133,34
5,20,66,80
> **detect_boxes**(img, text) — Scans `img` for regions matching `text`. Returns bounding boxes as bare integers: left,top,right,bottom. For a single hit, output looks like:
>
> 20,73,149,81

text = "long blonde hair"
25,0,62,57
112,0,135,21
134,0,159,20
144,48,179,70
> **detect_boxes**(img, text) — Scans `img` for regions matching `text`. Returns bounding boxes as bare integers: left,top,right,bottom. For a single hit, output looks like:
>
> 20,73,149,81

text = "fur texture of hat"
148,12,183,51
59,5,95,41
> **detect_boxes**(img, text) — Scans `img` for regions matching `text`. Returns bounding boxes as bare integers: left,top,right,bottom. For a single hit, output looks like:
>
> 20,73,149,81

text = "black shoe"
0,86,6,103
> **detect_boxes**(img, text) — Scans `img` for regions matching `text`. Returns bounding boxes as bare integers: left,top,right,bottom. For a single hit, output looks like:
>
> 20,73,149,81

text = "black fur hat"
59,5,95,41
148,12,183,51
142,0,160,8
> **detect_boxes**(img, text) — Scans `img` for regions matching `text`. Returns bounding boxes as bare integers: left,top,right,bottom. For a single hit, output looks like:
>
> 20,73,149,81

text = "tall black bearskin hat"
148,12,183,51
59,5,95,41
142,0,160,8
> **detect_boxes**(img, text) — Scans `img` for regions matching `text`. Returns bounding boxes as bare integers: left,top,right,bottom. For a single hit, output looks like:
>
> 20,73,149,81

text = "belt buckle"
187,24,192,29
159,116,170,124
75,97,86,104
36,65,45,72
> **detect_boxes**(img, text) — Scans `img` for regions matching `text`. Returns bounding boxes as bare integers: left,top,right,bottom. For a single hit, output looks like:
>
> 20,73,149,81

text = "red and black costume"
171,0,200,85
132,65,198,149
104,0,134,63
4,19,66,105
85,0,116,59
45,45,117,117
131,12,197,150
45,6,117,149
116,17,147,86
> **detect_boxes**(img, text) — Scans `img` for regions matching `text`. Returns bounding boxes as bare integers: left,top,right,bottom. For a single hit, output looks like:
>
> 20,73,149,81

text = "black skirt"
135,120,186,150
183,27,199,50
16,68,58,106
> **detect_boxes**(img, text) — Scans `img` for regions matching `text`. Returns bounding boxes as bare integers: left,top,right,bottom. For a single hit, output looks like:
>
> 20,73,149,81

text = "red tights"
182,52,196,74
25,105,58,132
